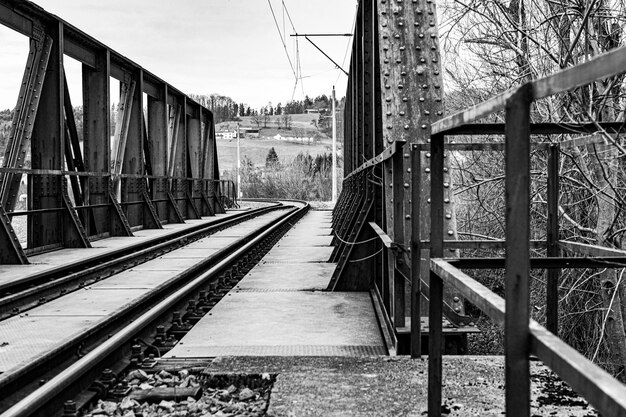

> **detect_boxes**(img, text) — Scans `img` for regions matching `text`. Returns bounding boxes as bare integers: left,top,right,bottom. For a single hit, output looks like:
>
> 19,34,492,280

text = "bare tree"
441,0,626,377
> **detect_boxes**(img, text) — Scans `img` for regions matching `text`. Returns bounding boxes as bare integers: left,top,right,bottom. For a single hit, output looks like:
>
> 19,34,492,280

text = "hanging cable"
267,0,297,81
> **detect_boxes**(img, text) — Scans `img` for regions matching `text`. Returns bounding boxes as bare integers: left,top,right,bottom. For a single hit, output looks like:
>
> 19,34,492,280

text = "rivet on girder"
434,70,440,75
445,214,452,219
417,69,424,75
383,34,389,39
403,97,408,102
444,198,450,203
386,111,392,116
382,10,387,14
383,23,388,27
444,182,450,188
419,97,425,102
437,111,443,115
422,84,428,89
425,110,431,115
407,168,412,173
384,46,389,51
420,57,426,63
430,21,435,27
419,33,424,38
425,168,431,173
431,33,436,38
404,183,410,188
444,167,449,172
400,46,405,51
427,198,431,203
426,152,431,157
394,34,401,39
385,84,391,89
398,84,404,89
421,124,428,129
416,9,422,14
399,22,404,26
396,58,402,63
384,71,391,76
386,98,392,102
393,10,399,15
435,85,441,89
387,125,393,129
399,110,406,116
447,230,454,236
414,22,420,27
405,215,411,220
404,124,410,129
432,57,438,63
384,59,390,63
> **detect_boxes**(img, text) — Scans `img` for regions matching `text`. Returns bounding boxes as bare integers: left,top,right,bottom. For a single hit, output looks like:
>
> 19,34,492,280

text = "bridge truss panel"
0,0,231,263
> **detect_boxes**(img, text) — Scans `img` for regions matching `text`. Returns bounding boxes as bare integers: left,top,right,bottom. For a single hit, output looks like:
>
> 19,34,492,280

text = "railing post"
411,144,422,358
546,143,560,334
428,133,444,417
505,84,533,417
392,142,405,327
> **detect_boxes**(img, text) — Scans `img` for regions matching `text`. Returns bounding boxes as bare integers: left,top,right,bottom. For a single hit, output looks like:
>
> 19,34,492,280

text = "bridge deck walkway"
165,209,388,358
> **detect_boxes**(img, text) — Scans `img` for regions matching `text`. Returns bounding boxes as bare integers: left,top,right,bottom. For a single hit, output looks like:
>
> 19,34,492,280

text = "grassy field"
217,137,332,173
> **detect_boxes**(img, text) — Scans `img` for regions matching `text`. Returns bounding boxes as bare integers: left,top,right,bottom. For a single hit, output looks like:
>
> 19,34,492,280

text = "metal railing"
427,46,626,417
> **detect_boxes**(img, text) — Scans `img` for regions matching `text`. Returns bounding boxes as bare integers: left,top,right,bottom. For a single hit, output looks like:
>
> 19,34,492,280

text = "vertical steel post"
411,144,422,357
546,144,560,334
122,69,144,227
428,133,444,417
29,21,64,249
505,84,532,417
393,143,406,327
83,50,111,236
148,84,168,222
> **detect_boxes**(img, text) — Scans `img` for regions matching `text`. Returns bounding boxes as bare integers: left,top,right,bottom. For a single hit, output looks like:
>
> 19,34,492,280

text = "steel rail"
1,201,309,417
0,203,282,318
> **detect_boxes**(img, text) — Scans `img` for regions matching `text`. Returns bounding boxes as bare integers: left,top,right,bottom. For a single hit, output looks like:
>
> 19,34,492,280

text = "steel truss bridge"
1,0,626,416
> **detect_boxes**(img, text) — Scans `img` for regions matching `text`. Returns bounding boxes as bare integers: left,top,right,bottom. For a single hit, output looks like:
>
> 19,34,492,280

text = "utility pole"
236,123,242,199
332,86,337,203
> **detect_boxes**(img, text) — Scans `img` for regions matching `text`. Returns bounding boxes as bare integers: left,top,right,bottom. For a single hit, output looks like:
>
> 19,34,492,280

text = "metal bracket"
166,191,185,224
185,190,200,220
61,179,91,248
141,187,163,230
109,192,133,236
199,190,215,216
0,204,28,264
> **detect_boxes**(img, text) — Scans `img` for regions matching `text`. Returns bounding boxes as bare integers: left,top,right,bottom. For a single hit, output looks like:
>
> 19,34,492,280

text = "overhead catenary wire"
267,0,297,81
282,0,305,100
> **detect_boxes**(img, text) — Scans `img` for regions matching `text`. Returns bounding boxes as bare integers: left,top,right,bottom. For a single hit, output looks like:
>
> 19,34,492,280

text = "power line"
282,0,305,100
267,0,297,80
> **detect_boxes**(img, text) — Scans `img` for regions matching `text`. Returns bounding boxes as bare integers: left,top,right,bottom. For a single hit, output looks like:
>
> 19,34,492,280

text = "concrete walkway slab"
165,208,386,358
204,356,597,417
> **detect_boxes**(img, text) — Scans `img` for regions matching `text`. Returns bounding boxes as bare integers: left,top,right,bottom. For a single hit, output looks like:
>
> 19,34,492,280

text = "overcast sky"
0,0,357,110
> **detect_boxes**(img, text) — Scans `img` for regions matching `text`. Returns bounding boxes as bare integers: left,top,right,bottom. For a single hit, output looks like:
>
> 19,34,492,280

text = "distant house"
243,128,260,138
216,130,237,140
305,108,328,114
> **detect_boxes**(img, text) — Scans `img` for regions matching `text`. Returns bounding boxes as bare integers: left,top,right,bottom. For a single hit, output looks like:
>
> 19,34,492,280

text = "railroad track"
0,202,283,319
0,200,308,417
